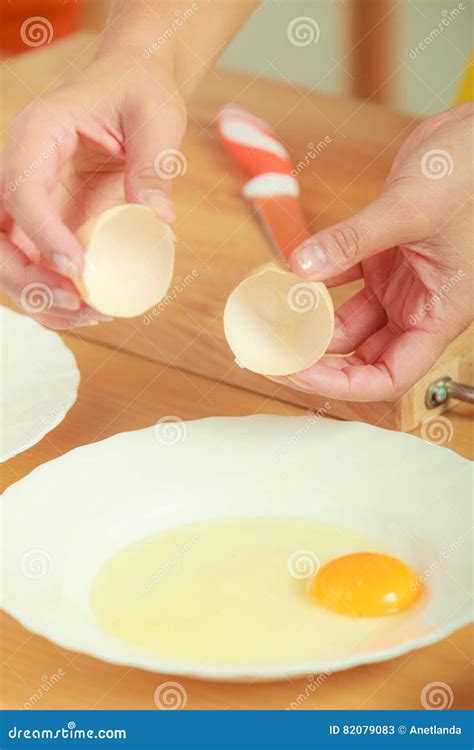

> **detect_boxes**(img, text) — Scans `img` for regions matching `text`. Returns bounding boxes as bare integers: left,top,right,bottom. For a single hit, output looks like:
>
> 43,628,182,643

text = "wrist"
95,2,202,94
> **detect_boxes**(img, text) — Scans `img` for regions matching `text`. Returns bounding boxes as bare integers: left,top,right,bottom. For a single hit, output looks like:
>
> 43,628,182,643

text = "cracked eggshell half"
224,263,334,376
74,204,175,318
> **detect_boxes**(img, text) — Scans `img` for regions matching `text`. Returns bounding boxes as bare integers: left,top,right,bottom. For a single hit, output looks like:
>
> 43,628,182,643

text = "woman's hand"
0,53,185,329
0,0,257,330
273,103,473,402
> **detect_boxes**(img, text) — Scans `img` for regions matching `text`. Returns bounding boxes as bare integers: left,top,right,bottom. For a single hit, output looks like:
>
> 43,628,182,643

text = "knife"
216,105,309,261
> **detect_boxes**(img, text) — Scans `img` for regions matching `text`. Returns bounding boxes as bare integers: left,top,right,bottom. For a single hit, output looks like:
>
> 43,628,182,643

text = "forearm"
98,0,259,97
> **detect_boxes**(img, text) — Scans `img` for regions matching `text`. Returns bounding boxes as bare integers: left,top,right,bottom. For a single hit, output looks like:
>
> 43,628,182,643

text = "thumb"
289,189,427,281
122,97,187,222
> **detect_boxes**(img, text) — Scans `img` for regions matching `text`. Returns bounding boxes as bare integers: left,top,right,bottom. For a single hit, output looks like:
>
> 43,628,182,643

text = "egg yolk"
310,552,421,617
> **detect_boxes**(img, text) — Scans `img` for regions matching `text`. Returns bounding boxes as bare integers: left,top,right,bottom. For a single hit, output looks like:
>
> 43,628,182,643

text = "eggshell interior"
74,204,175,318
224,263,334,375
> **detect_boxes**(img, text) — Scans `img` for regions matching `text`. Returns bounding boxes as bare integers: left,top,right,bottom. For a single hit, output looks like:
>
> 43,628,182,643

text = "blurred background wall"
220,0,472,115
2,0,472,115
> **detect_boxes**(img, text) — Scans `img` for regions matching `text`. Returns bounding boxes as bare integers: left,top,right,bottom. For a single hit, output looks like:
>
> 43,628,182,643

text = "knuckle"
159,100,187,134
327,224,361,262
138,96,187,134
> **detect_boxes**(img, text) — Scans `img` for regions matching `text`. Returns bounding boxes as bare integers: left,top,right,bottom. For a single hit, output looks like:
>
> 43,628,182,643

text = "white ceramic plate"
0,307,80,462
1,415,471,681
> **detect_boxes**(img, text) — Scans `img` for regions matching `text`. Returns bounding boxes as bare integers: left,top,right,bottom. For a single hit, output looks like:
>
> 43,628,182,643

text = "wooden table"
1,33,472,711
3,32,471,432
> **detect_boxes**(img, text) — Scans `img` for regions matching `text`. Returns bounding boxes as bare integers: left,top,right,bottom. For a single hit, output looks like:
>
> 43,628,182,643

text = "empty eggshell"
223,262,334,376
74,204,175,318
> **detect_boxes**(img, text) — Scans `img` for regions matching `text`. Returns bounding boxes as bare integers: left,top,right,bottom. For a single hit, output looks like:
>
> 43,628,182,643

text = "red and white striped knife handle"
216,106,309,260
216,105,293,178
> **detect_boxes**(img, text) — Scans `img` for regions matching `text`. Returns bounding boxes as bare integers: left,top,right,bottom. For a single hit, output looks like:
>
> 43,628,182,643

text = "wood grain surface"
1,32,471,431
1,33,472,711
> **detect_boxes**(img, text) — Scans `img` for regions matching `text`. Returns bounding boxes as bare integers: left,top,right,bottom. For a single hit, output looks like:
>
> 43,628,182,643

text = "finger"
265,375,320,394
2,111,83,275
0,233,109,323
288,189,428,282
28,310,106,330
1,234,80,309
328,288,387,353
122,93,186,222
289,324,450,402
324,264,363,288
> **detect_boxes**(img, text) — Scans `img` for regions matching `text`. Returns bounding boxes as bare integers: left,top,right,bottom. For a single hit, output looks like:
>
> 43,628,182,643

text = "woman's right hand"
1,0,260,329
0,51,186,329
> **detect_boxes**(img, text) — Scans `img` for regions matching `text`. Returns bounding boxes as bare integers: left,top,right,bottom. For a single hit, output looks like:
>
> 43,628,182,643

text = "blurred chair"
350,0,395,105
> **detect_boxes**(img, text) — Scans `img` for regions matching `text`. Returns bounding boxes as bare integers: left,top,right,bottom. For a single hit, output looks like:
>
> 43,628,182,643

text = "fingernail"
53,288,81,311
81,315,113,324
77,310,113,325
74,316,112,328
137,190,176,222
93,313,113,322
266,376,287,385
293,244,327,275
52,253,80,277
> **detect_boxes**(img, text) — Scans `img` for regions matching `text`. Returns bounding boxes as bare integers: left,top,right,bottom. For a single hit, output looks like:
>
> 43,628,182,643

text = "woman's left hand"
269,103,473,402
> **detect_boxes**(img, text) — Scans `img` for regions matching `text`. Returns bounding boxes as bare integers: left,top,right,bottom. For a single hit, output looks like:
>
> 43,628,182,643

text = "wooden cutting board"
1,32,471,431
